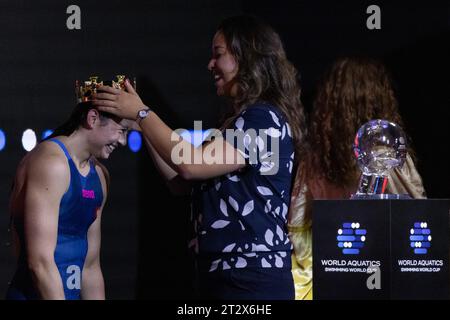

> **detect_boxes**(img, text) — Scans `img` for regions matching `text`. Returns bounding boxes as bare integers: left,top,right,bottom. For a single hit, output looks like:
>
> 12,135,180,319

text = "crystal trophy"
351,119,409,199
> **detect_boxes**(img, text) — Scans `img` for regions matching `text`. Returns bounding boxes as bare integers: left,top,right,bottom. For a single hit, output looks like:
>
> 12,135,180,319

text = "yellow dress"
288,184,313,300
288,154,426,300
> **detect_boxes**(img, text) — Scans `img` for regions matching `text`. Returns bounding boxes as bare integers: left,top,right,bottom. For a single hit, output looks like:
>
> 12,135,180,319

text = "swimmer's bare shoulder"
10,139,71,213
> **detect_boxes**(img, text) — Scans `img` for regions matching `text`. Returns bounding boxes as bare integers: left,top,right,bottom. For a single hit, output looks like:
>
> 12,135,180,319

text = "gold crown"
75,75,136,103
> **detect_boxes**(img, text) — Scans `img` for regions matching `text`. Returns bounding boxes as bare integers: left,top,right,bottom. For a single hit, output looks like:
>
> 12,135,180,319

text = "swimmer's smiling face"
86,109,129,159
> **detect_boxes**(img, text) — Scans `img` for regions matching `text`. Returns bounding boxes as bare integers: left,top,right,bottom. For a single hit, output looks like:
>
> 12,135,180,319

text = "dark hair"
217,15,307,167
46,102,118,139
307,56,415,187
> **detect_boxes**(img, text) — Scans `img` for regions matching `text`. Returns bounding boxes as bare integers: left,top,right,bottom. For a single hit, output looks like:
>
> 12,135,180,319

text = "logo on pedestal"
337,222,367,255
410,222,432,254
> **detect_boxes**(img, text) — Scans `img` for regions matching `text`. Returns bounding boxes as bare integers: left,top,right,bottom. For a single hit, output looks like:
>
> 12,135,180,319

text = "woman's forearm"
143,135,193,195
139,111,188,170
143,135,178,182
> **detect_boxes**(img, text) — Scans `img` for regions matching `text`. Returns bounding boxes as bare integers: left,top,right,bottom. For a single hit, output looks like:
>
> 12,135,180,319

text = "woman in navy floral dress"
93,15,307,299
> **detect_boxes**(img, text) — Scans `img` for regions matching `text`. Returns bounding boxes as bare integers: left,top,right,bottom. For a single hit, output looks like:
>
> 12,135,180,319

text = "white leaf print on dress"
275,255,283,268
238,220,246,231
257,186,273,196
264,200,272,213
274,206,280,216
288,152,294,174
256,225,289,268
235,117,244,130
282,124,286,139
228,196,239,212
277,225,286,239
209,259,221,272
269,110,281,127
260,151,274,160
211,220,230,229
254,224,290,268
286,123,292,137
256,136,265,151
265,229,274,246
260,161,276,174
261,258,271,268
276,225,284,245
215,181,221,191
223,243,236,252
264,127,281,138
220,199,228,217
243,134,251,150
237,148,249,159
282,203,288,220
210,254,250,271
235,257,247,268
226,173,240,182
242,200,254,216
252,243,270,252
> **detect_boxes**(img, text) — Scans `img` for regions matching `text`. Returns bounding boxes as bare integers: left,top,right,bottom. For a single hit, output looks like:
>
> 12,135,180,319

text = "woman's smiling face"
207,31,239,97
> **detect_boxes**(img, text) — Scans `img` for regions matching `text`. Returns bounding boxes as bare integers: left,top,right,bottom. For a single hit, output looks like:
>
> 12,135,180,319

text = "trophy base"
357,174,389,195
350,193,412,200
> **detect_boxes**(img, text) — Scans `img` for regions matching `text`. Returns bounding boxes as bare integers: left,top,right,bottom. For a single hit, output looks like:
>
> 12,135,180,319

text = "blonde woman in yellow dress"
288,57,426,300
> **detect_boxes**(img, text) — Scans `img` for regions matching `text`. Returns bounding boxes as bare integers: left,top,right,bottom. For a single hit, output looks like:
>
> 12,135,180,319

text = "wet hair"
217,15,307,167
307,56,414,188
46,101,119,139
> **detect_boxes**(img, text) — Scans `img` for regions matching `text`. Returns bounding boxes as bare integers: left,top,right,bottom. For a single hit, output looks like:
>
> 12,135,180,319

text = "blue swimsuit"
6,138,103,300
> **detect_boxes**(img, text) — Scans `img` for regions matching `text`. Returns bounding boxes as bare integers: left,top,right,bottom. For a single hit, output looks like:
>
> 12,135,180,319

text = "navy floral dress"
190,102,295,299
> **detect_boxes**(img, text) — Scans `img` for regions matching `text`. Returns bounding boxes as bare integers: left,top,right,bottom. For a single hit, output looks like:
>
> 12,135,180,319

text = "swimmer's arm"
126,120,191,195
80,162,108,300
81,209,105,300
24,155,68,300
142,135,192,196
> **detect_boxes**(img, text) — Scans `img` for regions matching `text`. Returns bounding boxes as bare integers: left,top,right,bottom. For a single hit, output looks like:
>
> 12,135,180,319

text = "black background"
0,0,448,299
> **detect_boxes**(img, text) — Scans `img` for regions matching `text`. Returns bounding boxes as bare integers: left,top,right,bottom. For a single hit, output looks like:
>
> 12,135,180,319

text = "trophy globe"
352,119,409,199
